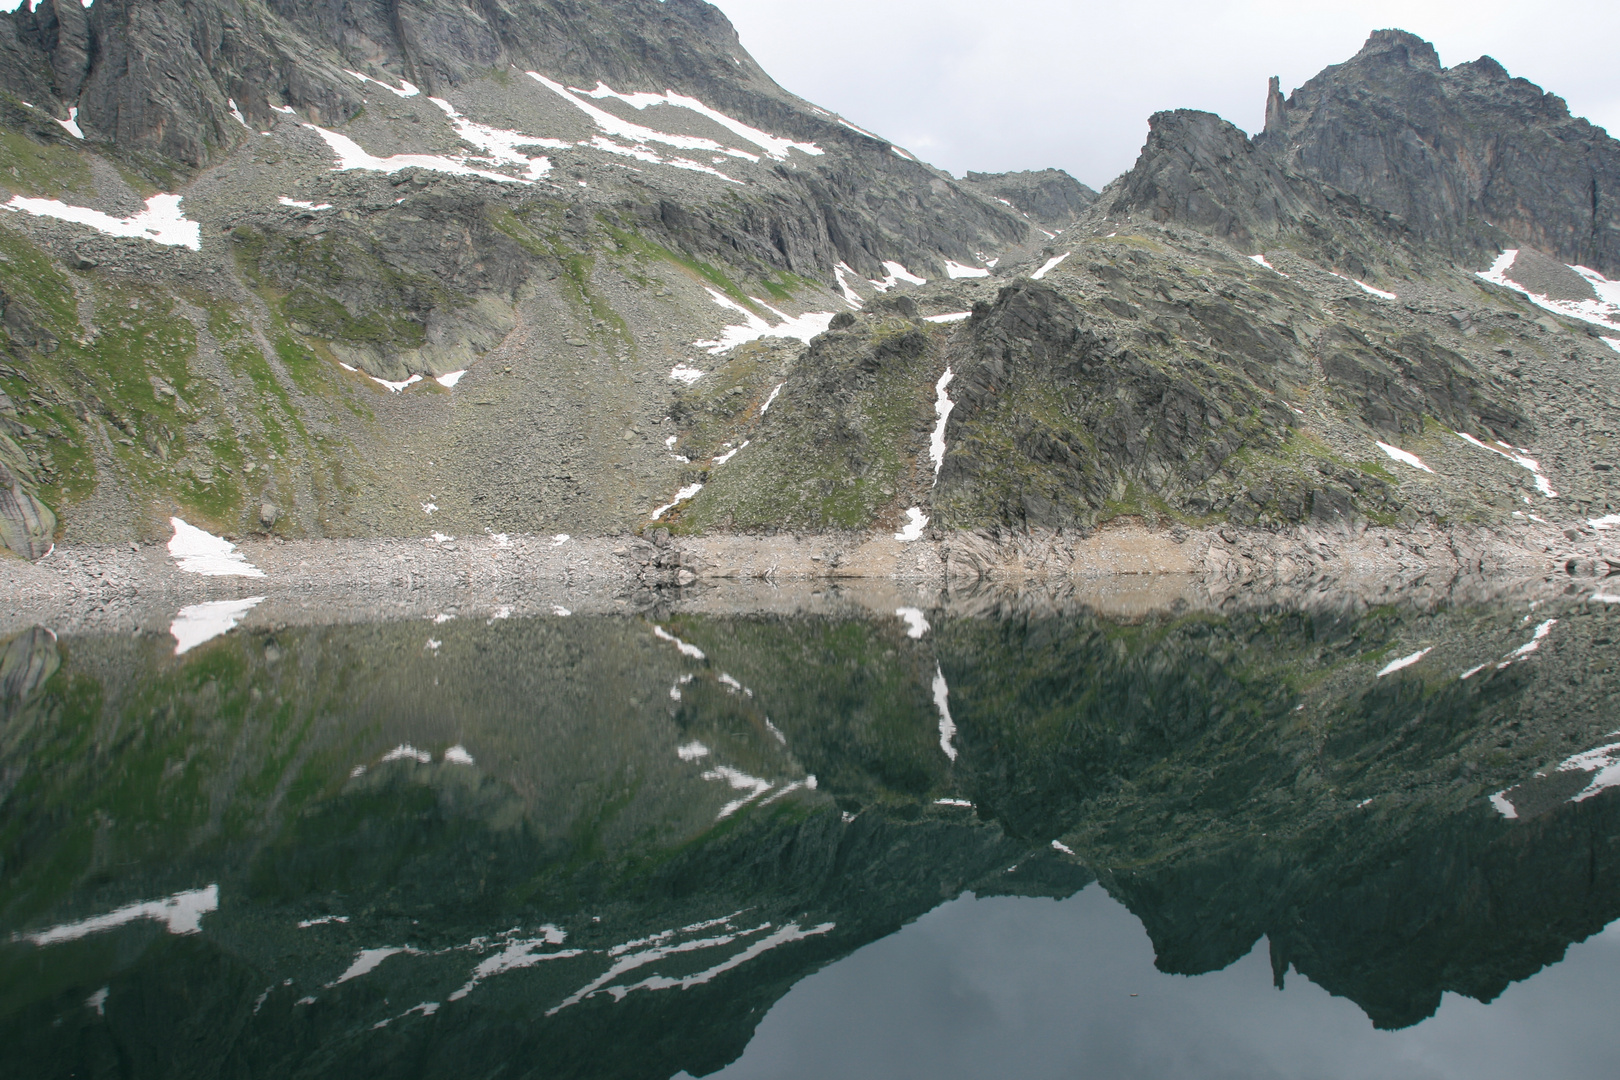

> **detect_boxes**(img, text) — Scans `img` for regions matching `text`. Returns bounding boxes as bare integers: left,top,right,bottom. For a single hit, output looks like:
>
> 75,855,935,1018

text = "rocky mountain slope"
0,10,1615,560
0,0,1041,551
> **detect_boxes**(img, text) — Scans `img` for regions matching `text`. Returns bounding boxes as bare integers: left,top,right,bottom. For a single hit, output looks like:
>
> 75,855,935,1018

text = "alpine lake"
3,578,1619,1080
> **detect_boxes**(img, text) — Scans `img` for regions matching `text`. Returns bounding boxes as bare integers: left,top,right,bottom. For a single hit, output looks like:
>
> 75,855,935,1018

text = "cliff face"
1256,28,1620,276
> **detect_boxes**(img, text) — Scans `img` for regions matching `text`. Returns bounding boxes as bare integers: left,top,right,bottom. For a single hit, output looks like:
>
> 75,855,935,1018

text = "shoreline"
0,517,1614,636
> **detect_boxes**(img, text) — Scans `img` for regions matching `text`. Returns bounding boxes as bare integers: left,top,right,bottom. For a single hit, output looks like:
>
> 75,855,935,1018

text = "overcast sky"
712,0,1620,191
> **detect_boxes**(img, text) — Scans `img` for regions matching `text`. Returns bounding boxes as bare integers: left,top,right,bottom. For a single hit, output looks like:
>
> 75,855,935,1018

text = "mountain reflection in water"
1,589,1618,1079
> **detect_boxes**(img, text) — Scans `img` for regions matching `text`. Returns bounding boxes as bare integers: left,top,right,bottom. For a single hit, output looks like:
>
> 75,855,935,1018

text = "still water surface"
2,588,1617,1078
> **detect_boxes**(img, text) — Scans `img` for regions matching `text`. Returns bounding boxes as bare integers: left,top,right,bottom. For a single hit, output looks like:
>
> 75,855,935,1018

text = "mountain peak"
1353,28,1443,70
1258,29,1620,273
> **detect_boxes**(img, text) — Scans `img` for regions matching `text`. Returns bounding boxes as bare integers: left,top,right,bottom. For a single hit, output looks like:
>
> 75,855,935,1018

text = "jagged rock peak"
1100,109,1310,249
1353,27,1443,69
1257,27,1620,275
1262,75,1286,137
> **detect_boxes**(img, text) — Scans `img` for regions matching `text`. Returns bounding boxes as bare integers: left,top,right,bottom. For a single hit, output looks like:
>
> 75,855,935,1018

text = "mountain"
961,168,1097,227
1255,29,1620,277
0,12,1616,557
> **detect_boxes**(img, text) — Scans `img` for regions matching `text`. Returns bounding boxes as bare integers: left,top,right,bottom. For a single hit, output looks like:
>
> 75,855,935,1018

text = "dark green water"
2,590,1618,1079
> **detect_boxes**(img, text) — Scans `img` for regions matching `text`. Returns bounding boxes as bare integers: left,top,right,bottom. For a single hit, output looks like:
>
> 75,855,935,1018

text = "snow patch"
278,196,332,211
868,261,926,292
526,73,772,183
328,947,420,987
1031,252,1069,280
895,607,930,639
701,765,773,819
945,260,990,279
653,625,705,660
3,192,200,249
381,744,432,764
894,507,927,542
572,80,821,160
1456,432,1557,497
669,362,704,384
168,517,265,577
170,597,264,655
304,124,527,185
1497,619,1556,668
760,382,783,414
930,368,955,482
343,70,420,98
924,311,971,323
435,369,466,388
934,665,957,761
56,106,82,139
1560,740,1620,803
712,440,748,466
427,96,558,179
1248,253,1286,276
443,745,475,765
1377,646,1432,677
447,928,578,1002
371,373,422,393
692,288,834,355
650,483,703,521
14,884,218,946
1376,441,1434,473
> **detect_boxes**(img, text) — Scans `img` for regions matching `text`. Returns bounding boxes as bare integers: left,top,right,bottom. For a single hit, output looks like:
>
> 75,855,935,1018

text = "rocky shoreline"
1,516,1614,637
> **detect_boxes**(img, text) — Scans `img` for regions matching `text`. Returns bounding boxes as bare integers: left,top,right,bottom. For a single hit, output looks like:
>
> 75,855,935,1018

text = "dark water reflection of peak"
1,589,1618,1079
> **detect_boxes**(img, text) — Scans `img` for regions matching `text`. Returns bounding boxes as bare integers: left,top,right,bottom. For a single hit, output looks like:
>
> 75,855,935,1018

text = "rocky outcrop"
1097,107,1422,279
962,168,1096,225
0,433,52,559
1256,28,1620,276
935,280,1292,528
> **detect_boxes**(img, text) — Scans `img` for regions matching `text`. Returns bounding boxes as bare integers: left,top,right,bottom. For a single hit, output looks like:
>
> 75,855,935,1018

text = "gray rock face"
1098,108,1417,280
1256,28,1620,275
962,168,1097,226
0,458,54,559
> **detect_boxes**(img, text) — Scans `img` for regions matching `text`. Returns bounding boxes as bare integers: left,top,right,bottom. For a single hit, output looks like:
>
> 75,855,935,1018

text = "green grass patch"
0,129,92,198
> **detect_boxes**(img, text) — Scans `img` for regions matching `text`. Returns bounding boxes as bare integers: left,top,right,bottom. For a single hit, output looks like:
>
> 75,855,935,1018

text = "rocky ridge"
1256,29,1620,276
